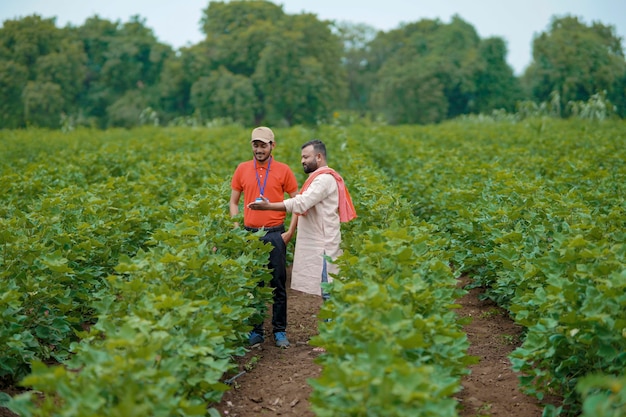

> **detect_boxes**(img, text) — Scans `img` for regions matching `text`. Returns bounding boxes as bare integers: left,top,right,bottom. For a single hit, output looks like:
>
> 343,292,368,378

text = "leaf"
41,253,74,273
159,253,182,263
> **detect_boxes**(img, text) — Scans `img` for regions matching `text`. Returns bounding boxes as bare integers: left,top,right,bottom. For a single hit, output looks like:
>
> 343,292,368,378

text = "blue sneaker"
274,332,290,348
248,331,264,346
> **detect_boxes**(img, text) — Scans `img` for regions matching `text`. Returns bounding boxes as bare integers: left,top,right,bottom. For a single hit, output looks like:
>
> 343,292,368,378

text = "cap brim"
251,138,272,143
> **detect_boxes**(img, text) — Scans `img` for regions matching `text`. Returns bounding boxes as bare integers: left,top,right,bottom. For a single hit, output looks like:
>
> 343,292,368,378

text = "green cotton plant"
309,226,473,417
509,235,626,415
7,194,274,416
0,179,170,382
0,284,39,380
302,126,473,417
8,324,213,417
577,374,626,417
310,343,461,417
0,126,251,383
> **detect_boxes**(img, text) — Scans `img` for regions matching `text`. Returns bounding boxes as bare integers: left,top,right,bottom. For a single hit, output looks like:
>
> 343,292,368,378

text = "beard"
303,162,317,174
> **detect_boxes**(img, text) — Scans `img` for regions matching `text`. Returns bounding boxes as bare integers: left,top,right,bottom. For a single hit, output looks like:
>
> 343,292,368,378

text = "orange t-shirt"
231,158,298,228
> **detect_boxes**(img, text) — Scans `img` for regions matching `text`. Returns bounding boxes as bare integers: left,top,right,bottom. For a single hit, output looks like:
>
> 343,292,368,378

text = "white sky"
1,0,625,75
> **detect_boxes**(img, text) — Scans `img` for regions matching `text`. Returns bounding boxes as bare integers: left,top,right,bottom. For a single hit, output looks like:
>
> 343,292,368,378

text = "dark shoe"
274,332,290,348
248,331,264,346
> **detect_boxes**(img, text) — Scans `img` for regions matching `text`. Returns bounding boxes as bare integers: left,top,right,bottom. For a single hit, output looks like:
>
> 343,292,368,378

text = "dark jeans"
248,226,287,335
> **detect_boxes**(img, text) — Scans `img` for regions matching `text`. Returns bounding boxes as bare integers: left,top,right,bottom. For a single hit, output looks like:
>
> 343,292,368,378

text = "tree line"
1,0,624,129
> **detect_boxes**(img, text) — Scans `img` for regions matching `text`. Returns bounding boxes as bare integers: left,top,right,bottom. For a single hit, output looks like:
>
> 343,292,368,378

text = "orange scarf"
299,167,357,222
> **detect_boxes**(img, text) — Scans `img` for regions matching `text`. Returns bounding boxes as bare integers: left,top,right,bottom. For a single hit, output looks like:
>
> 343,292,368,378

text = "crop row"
350,119,626,416
305,131,474,416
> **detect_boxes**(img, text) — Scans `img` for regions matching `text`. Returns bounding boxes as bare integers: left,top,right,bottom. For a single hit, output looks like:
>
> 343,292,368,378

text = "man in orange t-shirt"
229,126,298,348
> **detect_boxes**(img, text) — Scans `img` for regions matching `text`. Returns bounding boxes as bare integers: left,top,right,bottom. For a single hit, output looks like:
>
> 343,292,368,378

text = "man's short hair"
302,139,326,158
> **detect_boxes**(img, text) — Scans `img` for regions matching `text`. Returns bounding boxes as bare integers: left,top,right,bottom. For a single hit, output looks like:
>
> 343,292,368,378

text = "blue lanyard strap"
254,156,272,196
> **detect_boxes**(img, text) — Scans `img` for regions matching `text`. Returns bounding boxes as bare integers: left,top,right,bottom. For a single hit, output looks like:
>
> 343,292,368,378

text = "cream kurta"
284,173,342,296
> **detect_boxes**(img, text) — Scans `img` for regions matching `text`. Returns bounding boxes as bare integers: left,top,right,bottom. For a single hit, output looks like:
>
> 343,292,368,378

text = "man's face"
301,145,319,174
252,141,273,162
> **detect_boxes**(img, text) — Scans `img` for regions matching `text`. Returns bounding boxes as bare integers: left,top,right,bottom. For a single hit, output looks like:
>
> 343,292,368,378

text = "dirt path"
213,288,322,417
214,276,554,417
454,277,548,416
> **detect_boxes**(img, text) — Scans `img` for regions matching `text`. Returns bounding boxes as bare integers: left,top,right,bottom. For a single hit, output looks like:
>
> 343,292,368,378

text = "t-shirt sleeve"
285,167,298,194
231,164,243,191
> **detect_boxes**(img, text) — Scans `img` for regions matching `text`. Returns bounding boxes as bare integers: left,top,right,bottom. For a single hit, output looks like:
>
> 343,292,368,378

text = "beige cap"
251,126,274,143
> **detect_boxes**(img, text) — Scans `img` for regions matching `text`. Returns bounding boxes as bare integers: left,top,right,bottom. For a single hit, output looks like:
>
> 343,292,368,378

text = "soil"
453,276,554,416
0,274,560,417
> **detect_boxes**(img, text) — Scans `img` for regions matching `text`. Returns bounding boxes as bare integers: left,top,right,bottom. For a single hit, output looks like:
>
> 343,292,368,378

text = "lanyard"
254,156,272,196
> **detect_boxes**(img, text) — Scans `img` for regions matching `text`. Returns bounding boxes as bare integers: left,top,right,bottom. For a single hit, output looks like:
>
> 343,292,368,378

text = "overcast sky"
1,0,625,75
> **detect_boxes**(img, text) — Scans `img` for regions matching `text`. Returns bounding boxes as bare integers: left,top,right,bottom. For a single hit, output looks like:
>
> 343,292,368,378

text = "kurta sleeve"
284,174,336,214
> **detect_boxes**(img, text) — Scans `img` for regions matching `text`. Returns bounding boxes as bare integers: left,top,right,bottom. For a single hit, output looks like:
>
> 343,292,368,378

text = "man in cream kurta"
248,139,356,297
283,173,341,295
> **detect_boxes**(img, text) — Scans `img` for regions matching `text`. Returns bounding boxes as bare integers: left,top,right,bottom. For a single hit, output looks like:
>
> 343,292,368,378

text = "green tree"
334,21,378,114
157,55,192,120
371,60,448,124
75,16,120,124
34,39,87,115
613,73,626,118
196,0,346,126
155,41,218,123
370,16,482,124
428,16,482,117
190,67,257,124
22,81,64,127
0,15,68,127
253,13,347,125
473,37,523,113
77,15,173,127
157,36,240,124
201,0,284,76
100,16,172,94
106,90,148,128
0,60,28,128
0,15,62,76
524,15,626,113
